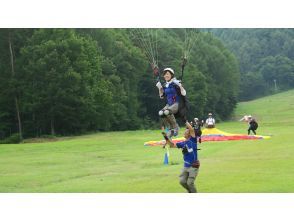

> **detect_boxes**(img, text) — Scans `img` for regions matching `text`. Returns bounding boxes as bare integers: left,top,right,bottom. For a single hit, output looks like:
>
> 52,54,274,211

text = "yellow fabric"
202,128,271,139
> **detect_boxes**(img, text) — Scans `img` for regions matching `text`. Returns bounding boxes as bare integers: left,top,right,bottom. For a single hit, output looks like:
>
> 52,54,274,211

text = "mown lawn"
0,90,293,192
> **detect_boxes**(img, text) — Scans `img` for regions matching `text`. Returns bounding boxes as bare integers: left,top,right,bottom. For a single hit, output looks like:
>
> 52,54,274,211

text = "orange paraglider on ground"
144,127,271,147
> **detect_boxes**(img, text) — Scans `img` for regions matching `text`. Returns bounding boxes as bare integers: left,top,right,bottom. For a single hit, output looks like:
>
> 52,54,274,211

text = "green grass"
0,90,294,192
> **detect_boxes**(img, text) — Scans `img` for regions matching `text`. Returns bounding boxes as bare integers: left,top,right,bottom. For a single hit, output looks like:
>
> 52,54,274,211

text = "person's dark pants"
248,126,256,135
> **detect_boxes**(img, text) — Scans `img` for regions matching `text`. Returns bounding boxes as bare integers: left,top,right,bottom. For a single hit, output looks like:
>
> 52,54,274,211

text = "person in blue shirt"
162,121,200,193
156,68,187,138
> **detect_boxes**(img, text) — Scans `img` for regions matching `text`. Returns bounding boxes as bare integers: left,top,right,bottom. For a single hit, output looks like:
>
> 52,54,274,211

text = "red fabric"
201,135,262,142
144,135,263,146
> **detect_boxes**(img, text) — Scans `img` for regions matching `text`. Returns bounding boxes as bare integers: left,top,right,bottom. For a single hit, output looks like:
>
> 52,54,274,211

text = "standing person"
193,117,204,127
248,116,258,135
156,68,187,138
193,118,203,143
162,121,200,193
205,113,215,128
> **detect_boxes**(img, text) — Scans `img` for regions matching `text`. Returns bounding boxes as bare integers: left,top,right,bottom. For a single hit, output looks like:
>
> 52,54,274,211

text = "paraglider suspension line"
180,57,187,82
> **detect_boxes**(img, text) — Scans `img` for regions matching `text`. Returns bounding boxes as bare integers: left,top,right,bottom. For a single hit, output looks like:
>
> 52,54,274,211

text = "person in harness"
248,116,258,135
156,67,188,138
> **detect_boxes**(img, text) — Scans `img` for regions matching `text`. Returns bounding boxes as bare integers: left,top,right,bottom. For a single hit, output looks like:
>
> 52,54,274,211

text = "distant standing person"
192,118,203,143
205,113,215,128
162,121,200,193
239,115,251,122
248,116,258,135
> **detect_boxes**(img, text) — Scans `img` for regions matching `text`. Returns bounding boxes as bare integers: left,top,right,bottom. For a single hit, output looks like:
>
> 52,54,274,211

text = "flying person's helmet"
163,68,175,78
208,113,212,116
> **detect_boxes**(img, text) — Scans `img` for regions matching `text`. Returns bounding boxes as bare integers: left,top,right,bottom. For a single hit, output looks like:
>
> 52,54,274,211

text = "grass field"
0,90,294,192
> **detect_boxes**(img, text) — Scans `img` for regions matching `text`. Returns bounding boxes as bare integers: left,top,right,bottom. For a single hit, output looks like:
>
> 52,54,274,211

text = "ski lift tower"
273,79,277,92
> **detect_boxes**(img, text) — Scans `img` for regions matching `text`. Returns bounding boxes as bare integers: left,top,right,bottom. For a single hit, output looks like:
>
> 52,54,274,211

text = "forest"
211,29,294,100
0,28,292,141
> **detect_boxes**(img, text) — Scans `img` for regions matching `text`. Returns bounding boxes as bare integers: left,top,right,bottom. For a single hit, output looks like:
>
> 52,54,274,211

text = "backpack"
174,85,189,122
162,82,189,122
194,127,202,137
251,120,258,130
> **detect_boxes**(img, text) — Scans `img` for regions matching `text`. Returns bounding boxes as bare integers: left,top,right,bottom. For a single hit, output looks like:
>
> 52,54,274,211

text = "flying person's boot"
166,114,178,138
159,111,171,148
161,117,170,133
165,118,174,148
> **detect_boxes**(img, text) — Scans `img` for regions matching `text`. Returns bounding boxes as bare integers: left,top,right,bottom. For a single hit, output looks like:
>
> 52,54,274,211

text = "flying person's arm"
179,84,186,96
156,82,164,98
173,79,186,96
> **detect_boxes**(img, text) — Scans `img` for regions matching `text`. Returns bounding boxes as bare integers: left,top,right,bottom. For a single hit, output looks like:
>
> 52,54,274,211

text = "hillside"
209,29,294,100
235,89,294,125
0,90,293,192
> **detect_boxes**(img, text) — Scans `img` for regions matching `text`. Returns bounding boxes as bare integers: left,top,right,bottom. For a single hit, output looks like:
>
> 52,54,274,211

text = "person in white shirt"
239,115,251,122
205,113,215,128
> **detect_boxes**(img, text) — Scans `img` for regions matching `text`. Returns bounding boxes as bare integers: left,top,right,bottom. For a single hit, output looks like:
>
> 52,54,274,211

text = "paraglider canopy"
129,28,200,82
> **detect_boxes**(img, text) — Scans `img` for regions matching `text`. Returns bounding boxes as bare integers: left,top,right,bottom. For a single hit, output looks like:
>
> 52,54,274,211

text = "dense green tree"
19,29,113,135
210,29,294,100
81,29,149,130
0,29,34,139
0,28,241,140
259,55,294,90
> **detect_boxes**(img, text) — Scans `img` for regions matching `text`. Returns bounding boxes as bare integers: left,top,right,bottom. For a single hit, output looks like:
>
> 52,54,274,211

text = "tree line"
0,29,240,141
210,29,294,101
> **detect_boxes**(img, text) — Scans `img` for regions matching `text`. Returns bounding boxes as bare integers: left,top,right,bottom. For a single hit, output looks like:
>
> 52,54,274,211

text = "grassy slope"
0,90,293,192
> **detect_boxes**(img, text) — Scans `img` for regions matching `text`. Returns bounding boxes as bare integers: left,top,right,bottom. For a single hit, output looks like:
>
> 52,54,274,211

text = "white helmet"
163,67,175,76
194,118,199,121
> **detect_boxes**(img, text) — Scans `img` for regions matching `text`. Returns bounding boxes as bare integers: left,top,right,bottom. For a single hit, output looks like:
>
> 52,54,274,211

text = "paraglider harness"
249,119,258,130
154,58,189,123
173,84,189,122
175,57,189,122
